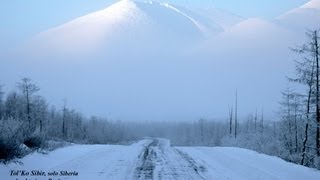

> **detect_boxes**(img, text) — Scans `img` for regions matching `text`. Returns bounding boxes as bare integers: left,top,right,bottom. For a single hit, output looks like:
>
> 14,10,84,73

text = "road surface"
1,138,320,180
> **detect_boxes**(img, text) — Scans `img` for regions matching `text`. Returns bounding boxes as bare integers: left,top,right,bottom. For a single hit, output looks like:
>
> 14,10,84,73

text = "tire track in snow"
175,149,207,179
134,138,207,180
135,139,159,179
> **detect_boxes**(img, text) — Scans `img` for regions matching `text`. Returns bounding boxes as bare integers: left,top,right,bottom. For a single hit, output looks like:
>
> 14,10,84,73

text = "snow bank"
177,146,320,180
0,140,151,180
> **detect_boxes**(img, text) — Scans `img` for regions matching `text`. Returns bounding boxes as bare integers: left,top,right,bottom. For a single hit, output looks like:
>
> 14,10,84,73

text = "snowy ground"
1,138,320,180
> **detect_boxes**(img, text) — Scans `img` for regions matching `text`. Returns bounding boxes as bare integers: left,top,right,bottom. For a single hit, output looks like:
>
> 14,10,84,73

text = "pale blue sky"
0,0,309,50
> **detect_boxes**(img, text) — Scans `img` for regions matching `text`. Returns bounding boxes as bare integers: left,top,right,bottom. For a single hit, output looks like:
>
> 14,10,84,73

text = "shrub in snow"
0,140,19,160
23,132,45,149
0,118,25,161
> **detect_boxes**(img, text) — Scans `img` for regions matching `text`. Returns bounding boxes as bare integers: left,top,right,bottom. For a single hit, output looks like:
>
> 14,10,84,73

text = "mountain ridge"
31,0,244,55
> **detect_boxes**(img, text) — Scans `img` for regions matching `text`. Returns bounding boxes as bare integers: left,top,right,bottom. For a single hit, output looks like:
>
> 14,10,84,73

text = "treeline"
0,78,137,161
0,78,230,163
0,78,259,163
0,77,319,169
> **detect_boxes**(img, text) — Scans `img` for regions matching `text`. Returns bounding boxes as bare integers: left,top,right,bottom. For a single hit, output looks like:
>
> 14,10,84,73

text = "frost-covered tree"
32,96,48,133
235,90,238,138
4,92,24,120
279,87,303,155
280,87,295,154
61,98,68,139
228,106,233,137
289,30,320,165
17,78,40,131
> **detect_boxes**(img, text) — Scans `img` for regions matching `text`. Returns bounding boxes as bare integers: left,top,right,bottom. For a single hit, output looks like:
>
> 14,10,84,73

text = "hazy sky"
0,0,309,50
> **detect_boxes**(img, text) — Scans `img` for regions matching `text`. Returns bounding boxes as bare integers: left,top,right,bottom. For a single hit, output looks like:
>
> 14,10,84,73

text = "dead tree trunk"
235,90,238,139
261,108,264,134
254,108,257,133
229,106,233,137
62,99,67,139
301,60,315,165
314,30,320,156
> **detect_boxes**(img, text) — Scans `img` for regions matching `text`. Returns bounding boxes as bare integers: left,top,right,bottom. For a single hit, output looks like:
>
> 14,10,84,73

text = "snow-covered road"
1,138,320,180
134,138,206,179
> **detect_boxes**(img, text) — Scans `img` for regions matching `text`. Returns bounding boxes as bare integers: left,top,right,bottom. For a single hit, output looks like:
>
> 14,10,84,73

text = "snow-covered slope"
29,0,248,56
301,0,320,9
34,0,151,53
32,0,222,55
1,139,320,180
164,5,244,37
204,17,295,51
277,0,320,31
219,18,289,38
178,146,320,180
191,7,244,30
0,140,152,180
33,0,319,55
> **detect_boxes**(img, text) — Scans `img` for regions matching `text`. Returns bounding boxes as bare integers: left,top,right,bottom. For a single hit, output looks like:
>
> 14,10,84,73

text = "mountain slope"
277,0,320,31
300,0,320,9
163,5,244,37
35,0,150,51
189,6,244,30
30,0,248,56
32,0,213,55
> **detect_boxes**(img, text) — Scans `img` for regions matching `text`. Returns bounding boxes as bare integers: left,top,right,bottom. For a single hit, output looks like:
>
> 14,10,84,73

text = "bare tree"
199,119,205,144
17,78,39,131
62,98,68,139
293,94,302,153
235,90,238,139
254,108,258,133
261,108,264,133
33,96,47,133
229,106,233,137
280,88,294,151
314,30,320,156
301,59,315,165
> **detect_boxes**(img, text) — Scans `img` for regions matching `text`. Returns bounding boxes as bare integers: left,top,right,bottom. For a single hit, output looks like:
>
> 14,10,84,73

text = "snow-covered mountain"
301,0,320,9
163,4,244,37
30,0,320,57
32,0,225,55
277,0,320,31
188,7,244,30
199,0,320,60
29,0,247,56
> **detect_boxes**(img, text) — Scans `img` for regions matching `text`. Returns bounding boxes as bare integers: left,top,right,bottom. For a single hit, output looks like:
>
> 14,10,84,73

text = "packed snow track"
134,139,206,179
1,138,320,180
